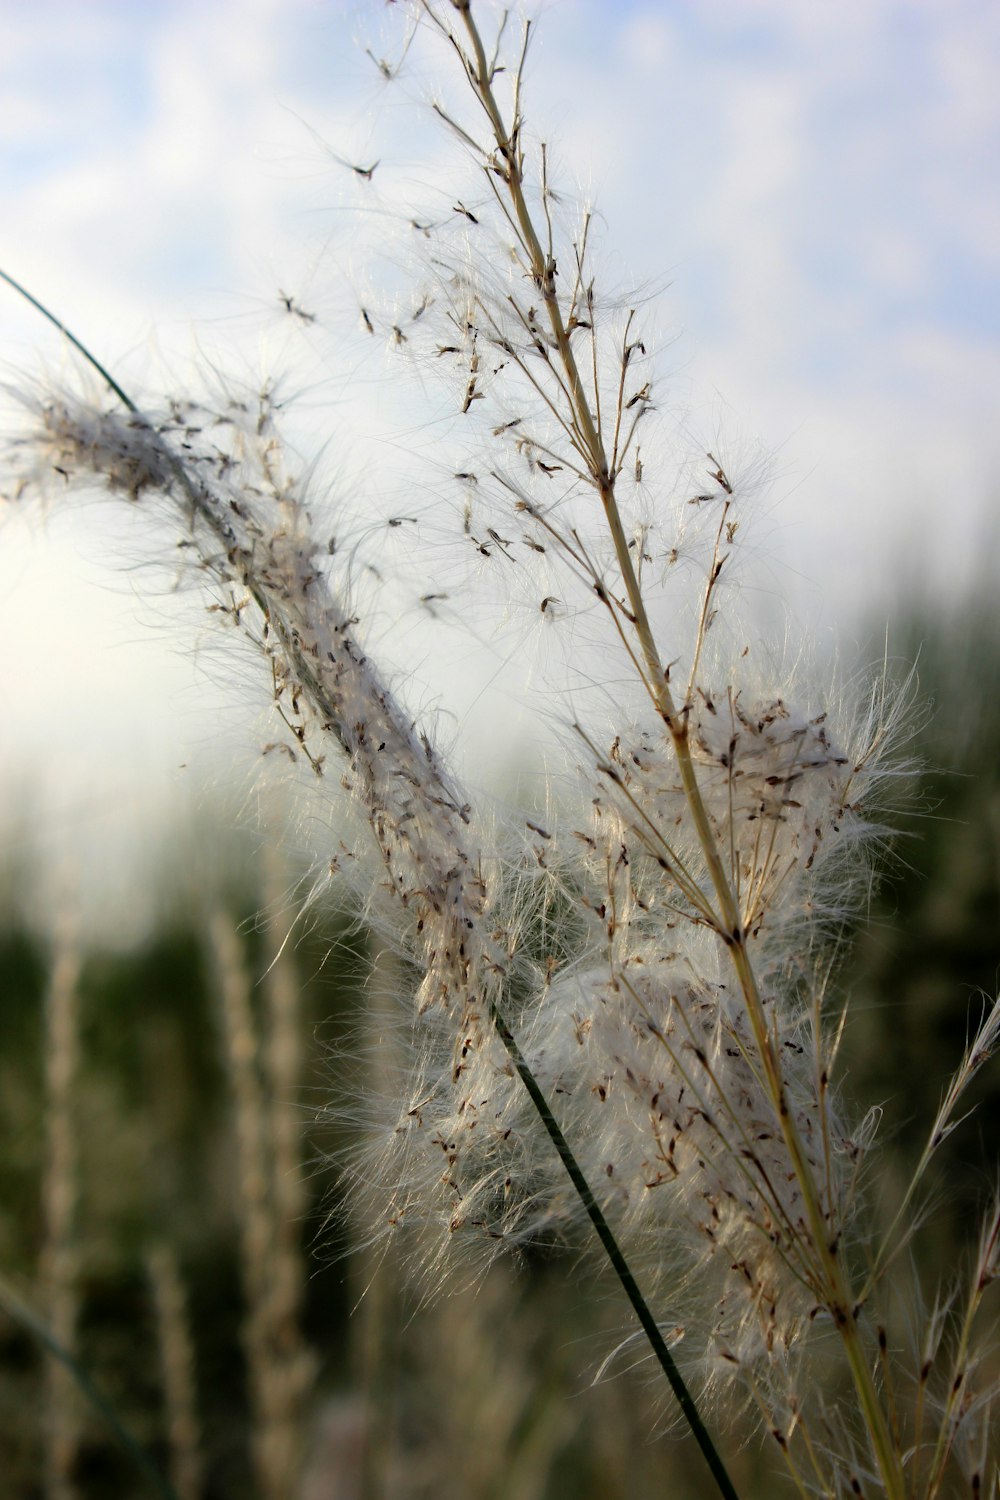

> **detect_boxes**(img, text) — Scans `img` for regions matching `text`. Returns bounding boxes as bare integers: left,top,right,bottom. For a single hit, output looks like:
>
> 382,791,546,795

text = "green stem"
0,267,137,413
488,999,742,1500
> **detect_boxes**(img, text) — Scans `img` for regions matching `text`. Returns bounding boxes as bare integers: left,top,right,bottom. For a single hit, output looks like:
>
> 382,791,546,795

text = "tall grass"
41,914,82,1500
3,3,999,1495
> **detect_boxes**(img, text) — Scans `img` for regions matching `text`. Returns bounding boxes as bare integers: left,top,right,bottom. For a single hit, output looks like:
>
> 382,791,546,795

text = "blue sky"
2,0,999,930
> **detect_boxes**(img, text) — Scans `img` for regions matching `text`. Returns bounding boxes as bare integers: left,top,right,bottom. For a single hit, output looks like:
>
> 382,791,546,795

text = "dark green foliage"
849,589,1000,1248
0,929,47,1265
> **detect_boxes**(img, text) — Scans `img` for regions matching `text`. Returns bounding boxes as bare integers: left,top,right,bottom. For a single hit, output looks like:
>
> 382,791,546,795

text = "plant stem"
487,999,742,1500
450,9,905,1492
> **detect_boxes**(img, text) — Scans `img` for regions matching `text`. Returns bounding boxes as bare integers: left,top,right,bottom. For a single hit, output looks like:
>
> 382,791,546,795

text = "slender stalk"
211,911,312,1500
0,267,135,412
146,1246,203,1500
260,856,318,1489
445,8,905,1493
922,1203,1000,1500
487,998,741,1500
40,919,82,1500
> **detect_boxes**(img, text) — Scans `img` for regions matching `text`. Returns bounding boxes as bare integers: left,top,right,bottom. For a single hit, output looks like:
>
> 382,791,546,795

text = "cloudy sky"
2,0,998,928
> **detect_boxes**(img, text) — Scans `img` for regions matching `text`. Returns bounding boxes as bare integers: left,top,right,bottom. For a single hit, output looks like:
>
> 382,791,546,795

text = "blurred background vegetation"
1,586,998,1500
